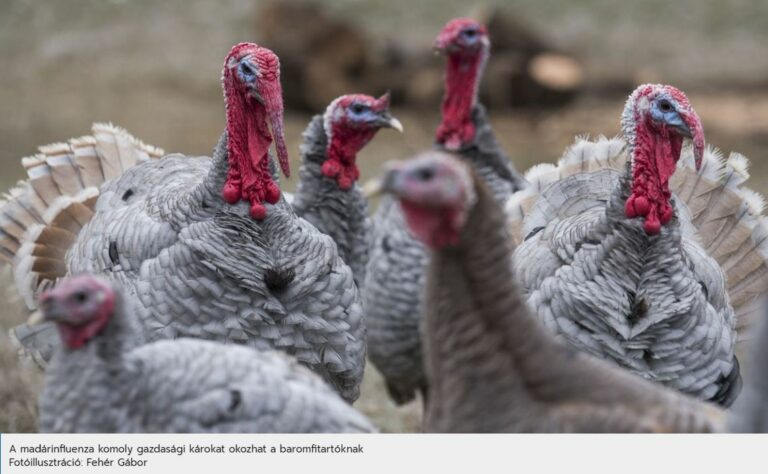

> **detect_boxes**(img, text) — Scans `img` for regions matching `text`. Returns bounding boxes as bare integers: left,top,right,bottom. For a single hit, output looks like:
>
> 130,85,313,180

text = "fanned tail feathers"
0,123,164,311
7,320,58,369
505,135,626,245
673,148,768,336
506,136,768,338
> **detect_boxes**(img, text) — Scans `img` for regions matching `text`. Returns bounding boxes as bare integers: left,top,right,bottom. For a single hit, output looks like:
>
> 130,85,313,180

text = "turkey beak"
362,178,385,198
378,113,404,133
27,310,44,326
36,294,66,324
673,120,693,140
363,164,401,198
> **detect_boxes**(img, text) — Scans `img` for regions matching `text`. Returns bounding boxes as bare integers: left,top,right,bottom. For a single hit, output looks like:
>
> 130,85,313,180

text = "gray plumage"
39,280,374,433
73,135,365,402
365,105,525,404
4,125,366,403
291,115,371,286
504,82,768,406
503,85,768,406
729,306,768,432
513,163,739,404
386,152,724,433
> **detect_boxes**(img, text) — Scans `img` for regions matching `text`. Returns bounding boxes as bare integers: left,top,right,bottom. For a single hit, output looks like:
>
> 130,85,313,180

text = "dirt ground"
1,0,767,433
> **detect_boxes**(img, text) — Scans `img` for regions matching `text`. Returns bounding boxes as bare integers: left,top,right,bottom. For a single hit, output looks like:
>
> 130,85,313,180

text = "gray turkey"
36,275,375,433
290,93,402,286
375,151,729,433
730,305,768,432
364,17,525,405
1,43,365,403
507,84,768,406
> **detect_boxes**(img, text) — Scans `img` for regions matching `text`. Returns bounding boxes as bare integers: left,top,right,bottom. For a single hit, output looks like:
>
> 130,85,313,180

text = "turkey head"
378,151,475,249
434,18,490,151
621,84,705,234
38,275,116,350
322,93,403,190
222,43,289,220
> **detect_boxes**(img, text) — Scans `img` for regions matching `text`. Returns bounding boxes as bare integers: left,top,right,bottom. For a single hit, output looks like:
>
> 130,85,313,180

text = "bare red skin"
400,200,464,249
434,18,488,151
221,43,288,220
323,94,391,190
40,276,116,350
624,85,704,235
624,120,682,234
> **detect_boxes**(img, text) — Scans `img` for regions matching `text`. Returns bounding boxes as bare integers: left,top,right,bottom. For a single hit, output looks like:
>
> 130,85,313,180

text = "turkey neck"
292,115,370,282
190,133,280,215
436,48,524,203
423,180,564,431
449,104,526,203
41,296,135,432
435,50,486,150
624,120,684,234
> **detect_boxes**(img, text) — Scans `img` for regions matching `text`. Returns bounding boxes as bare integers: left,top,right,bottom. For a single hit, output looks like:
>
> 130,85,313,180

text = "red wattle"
223,183,241,204
250,202,267,220
660,205,673,224
625,121,683,235
337,175,353,191
644,217,661,235
323,118,378,191
266,182,281,204
400,200,463,249
223,63,283,220
322,160,342,178
435,51,482,149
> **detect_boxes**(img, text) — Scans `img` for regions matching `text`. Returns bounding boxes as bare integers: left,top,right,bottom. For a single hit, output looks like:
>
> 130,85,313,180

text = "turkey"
35,274,375,433
374,151,729,433
364,17,525,405
507,83,768,406
2,43,366,403
290,93,403,286
730,301,768,432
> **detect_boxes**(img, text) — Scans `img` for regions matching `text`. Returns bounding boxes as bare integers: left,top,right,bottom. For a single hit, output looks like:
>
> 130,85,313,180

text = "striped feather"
0,124,164,312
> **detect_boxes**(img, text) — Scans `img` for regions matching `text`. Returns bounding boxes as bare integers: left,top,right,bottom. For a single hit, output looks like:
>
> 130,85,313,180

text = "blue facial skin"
651,95,687,133
237,59,258,84
461,28,480,45
347,104,380,125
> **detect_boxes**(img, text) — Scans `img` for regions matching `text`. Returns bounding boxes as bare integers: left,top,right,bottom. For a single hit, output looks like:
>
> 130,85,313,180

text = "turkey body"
365,105,525,404
41,333,373,433
66,137,365,402
4,44,367,403
504,86,760,406
378,151,724,433
291,116,371,286
514,165,738,404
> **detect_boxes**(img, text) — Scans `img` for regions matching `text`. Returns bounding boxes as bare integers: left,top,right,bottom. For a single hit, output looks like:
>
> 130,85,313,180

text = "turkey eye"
659,100,673,112
239,62,256,78
73,292,88,303
463,29,477,38
415,167,434,181
351,104,365,114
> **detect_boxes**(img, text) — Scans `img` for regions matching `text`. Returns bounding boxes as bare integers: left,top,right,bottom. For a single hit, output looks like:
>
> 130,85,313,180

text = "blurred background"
1,0,767,432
